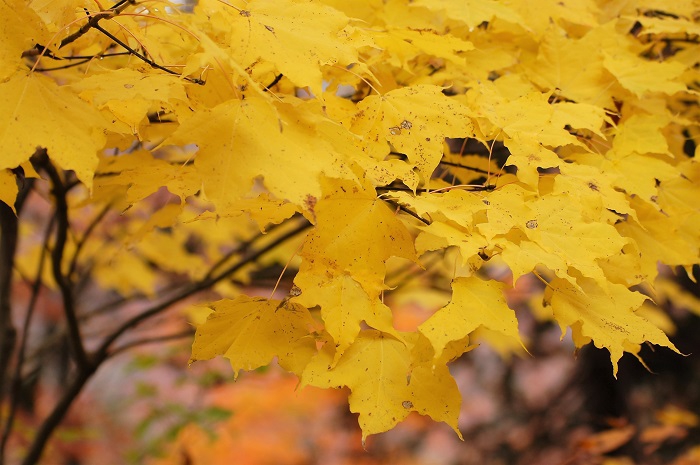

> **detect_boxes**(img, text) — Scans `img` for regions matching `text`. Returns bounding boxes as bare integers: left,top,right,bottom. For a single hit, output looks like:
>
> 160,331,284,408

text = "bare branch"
108,329,194,358
67,203,112,280
0,216,54,456
39,156,90,370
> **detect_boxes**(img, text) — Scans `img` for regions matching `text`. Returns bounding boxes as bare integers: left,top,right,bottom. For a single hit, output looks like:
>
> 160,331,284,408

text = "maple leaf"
546,278,679,376
602,49,687,97
167,96,355,208
0,170,18,213
523,193,627,283
298,177,416,296
0,0,49,80
195,0,361,96
94,151,201,207
349,85,474,186
419,276,524,362
74,69,189,131
371,28,474,69
293,273,403,365
190,296,317,378
302,330,462,442
523,25,617,108
413,0,523,30
0,72,108,189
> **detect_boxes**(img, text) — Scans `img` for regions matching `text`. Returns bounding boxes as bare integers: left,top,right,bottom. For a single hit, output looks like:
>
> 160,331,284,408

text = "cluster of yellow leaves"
1,0,699,440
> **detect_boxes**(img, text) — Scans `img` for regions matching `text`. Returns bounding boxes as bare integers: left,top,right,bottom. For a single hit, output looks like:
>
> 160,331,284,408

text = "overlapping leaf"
190,296,316,378
0,73,108,189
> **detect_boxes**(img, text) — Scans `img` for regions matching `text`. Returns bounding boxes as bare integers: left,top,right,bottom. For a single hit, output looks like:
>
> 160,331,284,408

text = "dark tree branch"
0,204,19,423
0,173,34,465
33,58,93,72
40,158,90,371
95,219,311,357
0,216,54,457
91,22,204,83
20,368,95,465
57,0,135,50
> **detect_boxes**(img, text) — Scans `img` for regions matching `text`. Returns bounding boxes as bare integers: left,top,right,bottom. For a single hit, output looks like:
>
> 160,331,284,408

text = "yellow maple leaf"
293,273,403,365
612,114,672,157
94,151,202,207
511,0,600,32
0,170,18,212
419,276,524,362
494,230,570,284
616,197,698,282
0,0,49,80
554,163,636,223
524,193,627,283
302,330,462,442
415,221,488,265
74,69,189,131
476,183,535,240
0,72,108,189
546,277,678,376
196,0,361,96
193,194,299,232
190,296,316,378
136,229,207,279
390,189,487,227
28,0,86,30
413,0,522,30
92,246,158,297
371,28,474,69
299,178,416,296
503,137,562,187
523,25,616,107
167,96,354,207
349,85,474,186
470,84,590,148
602,49,687,97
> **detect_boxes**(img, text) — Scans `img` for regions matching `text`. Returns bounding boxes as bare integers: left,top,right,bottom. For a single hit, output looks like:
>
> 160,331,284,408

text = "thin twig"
57,0,135,49
203,219,289,280
438,160,491,175
382,199,430,225
108,329,194,357
95,220,311,356
68,203,112,279
91,23,204,84
263,74,283,92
